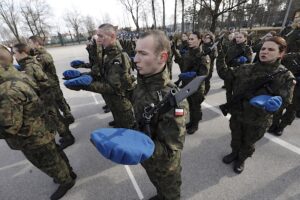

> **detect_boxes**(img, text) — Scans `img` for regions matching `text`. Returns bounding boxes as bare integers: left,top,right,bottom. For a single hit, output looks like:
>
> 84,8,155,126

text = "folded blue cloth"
13,64,21,70
70,60,85,67
236,56,248,64
63,69,81,79
90,128,155,165
178,71,197,80
249,95,282,112
64,75,93,87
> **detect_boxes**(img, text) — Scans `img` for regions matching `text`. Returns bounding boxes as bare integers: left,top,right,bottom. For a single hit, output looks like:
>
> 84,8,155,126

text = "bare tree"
151,0,157,28
64,10,82,43
174,0,178,31
119,0,143,32
20,0,51,39
0,0,21,42
162,0,166,30
84,15,96,36
181,0,185,33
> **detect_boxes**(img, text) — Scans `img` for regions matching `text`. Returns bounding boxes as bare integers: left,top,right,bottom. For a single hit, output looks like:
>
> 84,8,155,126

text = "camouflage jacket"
225,42,253,68
217,55,295,126
202,42,217,61
31,47,60,87
89,43,135,96
17,56,51,92
0,66,54,150
286,28,300,53
132,68,188,152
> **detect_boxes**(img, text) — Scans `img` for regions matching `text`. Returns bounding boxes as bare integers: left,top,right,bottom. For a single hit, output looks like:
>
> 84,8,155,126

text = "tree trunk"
151,0,157,29
162,0,166,30
173,0,177,31
181,0,185,33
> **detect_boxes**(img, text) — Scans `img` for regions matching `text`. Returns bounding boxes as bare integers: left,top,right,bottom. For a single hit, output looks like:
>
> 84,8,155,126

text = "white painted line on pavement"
125,165,144,200
202,102,300,155
0,160,28,171
90,92,144,199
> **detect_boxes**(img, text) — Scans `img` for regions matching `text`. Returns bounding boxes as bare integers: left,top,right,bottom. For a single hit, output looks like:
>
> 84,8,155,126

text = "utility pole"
282,0,293,28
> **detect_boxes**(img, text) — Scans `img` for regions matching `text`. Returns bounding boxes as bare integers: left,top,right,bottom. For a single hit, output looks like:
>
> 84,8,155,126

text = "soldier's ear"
159,51,168,63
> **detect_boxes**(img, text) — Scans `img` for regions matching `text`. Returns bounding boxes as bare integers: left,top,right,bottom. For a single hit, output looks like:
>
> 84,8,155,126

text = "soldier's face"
134,36,167,76
235,33,246,44
188,34,200,48
259,41,284,63
28,39,37,49
97,29,113,48
182,34,188,41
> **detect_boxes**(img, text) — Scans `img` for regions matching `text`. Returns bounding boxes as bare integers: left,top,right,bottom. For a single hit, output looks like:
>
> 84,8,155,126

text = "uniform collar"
17,56,34,67
137,66,170,91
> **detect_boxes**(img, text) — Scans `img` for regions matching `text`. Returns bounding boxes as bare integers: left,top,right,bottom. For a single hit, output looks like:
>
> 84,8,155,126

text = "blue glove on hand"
13,64,21,70
249,95,282,112
64,75,93,87
236,56,248,64
70,60,85,68
265,96,282,112
63,69,81,79
178,71,197,80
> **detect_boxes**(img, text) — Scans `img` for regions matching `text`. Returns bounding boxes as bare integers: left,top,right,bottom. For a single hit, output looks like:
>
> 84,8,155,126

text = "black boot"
50,179,76,200
104,106,111,113
187,125,198,135
268,124,278,134
59,134,75,150
186,122,192,129
102,105,108,110
269,125,284,136
296,111,300,118
222,152,238,164
108,121,115,127
233,158,245,174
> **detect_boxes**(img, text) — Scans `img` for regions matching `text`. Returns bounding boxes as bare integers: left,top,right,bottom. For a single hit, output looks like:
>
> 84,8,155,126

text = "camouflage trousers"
142,141,182,200
229,115,268,160
102,94,135,129
187,90,205,126
205,59,215,94
53,86,72,116
22,140,73,184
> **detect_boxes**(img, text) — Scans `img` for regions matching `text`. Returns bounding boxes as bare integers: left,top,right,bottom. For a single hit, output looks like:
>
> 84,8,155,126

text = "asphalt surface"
1,44,300,200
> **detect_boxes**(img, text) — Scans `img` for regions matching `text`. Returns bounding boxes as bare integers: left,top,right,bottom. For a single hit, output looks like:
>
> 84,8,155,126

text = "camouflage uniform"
223,42,253,102
31,47,74,139
173,40,189,72
217,53,295,161
80,44,136,128
269,52,300,133
174,46,210,132
32,47,74,123
133,68,188,200
202,42,218,94
285,27,300,53
0,65,72,185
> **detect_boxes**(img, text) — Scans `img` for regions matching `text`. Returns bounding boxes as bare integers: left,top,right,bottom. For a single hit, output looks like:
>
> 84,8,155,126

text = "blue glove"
63,69,81,79
265,96,282,112
90,128,155,165
249,95,282,112
13,64,21,70
178,71,197,80
236,56,248,64
64,75,93,87
70,60,85,68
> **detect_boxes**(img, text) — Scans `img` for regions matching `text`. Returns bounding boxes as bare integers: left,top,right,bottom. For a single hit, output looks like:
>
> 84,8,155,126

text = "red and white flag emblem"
175,108,184,116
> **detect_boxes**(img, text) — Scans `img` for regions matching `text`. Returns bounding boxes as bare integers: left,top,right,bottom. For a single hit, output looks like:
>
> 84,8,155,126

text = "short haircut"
29,35,44,46
191,31,202,40
13,43,30,54
0,45,13,65
139,30,171,55
98,23,117,34
264,36,287,53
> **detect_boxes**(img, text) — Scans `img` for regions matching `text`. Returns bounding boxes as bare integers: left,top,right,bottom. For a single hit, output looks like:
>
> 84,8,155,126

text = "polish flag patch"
175,108,184,116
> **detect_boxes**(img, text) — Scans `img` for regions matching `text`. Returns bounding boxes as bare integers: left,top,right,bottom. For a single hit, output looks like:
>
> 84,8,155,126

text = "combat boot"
296,111,300,118
103,106,111,113
186,122,192,129
233,158,245,174
59,134,75,150
187,124,198,135
267,124,278,134
50,179,76,200
222,151,238,164
269,125,284,136
108,121,116,126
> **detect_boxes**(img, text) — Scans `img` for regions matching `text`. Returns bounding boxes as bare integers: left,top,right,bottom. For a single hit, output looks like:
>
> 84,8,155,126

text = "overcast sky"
48,0,177,32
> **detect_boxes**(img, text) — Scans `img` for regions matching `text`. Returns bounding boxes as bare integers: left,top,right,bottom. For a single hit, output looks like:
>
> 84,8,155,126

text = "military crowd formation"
0,17,300,200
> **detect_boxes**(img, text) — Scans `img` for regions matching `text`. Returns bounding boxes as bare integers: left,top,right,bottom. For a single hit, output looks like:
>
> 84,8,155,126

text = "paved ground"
1,44,300,200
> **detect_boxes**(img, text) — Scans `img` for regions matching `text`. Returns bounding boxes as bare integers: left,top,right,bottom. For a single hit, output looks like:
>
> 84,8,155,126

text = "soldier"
217,37,295,174
202,32,218,95
28,36,75,149
0,46,76,200
67,24,136,128
173,32,210,134
285,18,300,53
268,52,300,135
133,30,188,200
173,33,189,72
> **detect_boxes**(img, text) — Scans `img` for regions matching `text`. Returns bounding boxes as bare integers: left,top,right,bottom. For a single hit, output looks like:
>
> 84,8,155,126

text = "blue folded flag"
236,56,248,64
249,95,282,112
70,60,85,67
64,75,93,87
90,128,155,165
178,71,197,80
63,69,81,79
